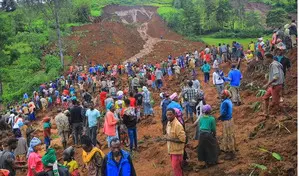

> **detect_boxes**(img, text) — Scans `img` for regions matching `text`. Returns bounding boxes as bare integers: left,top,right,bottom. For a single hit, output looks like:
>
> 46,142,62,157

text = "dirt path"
112,7,178,63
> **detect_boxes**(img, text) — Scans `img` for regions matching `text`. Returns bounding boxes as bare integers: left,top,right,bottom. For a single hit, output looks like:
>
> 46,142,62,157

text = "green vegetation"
157,0,295,38
193,35,271,47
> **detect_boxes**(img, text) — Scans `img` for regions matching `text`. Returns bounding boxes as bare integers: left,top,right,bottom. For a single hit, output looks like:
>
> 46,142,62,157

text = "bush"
45,55,62,73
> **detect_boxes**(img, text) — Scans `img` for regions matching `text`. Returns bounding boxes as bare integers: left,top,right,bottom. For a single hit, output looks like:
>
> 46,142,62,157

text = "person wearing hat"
54,109,70,149
41,148,69,175
263,53,284,116
218,90,235,160
161,93,171,135
167,93,183,112
0,138,21,176
197,104,219,168
27,137,43,176
226,64,242,106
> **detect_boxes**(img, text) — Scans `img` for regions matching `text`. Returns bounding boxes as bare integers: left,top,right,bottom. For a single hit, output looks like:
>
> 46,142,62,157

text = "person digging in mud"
101,138,136,176
81,135,104,176
218,90,236,160
63,146,79,176
263,53,284,117
197,104,220,168
164,108,186,176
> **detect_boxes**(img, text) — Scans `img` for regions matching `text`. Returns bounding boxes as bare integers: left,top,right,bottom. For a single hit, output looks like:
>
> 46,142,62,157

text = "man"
101,138,136,176
218,90,235,160
182,81,198,123
85,103,101,146
69,100,84,146
155,68,163,91
54,109,70,149
165,108,186,176
204,45,210,54
289,20,297,47
0,138,21,176
131,76,140,93
161,93,171,135
263,53,284,116
83,90,92,103
275,49,291,102
221,43,228,62
213,68,225,99
227,64,242,106
122,99,138,152
81,135,104,176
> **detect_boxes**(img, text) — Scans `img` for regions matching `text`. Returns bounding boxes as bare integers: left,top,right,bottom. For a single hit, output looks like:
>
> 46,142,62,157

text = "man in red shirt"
128,92,136,107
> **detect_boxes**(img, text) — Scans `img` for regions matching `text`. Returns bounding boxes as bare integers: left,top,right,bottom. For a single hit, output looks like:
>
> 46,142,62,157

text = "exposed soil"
13,5,297,176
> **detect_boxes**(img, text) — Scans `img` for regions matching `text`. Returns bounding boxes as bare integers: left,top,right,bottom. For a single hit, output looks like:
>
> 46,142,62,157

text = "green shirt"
198,115,216,132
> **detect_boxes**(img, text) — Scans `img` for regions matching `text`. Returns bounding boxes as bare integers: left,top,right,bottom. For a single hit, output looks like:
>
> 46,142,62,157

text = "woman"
27,137,43,176
103,102,119,148
142,86,153,117
197,105,219,168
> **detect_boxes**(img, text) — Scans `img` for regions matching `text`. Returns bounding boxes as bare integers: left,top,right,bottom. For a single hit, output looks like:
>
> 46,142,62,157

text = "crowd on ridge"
0,20,296,176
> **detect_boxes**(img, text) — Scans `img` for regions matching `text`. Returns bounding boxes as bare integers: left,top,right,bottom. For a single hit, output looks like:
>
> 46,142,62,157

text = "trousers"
170,154,183,176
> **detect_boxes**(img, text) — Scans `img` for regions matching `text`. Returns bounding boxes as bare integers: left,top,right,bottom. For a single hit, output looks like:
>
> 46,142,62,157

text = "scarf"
106,102,113,110
82,147,105,164
27,137,41,158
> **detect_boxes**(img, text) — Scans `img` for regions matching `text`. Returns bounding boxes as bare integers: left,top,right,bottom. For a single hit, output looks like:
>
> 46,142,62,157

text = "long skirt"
198,131,219,163
221,119,236,152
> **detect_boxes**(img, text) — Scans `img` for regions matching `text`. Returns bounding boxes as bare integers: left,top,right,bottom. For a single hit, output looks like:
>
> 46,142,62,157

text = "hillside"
61,5,298,175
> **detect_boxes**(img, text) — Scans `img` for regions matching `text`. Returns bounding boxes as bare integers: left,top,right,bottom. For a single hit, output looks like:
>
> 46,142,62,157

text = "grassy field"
199,36,271,47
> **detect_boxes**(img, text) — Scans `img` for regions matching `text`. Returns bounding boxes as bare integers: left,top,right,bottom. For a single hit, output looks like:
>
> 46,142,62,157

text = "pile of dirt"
65,21,144,65
38,5,297,176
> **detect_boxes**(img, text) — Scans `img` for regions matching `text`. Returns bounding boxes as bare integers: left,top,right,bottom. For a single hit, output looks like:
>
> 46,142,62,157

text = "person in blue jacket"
227,64,242,106
101,138,136,176
218,90,236,160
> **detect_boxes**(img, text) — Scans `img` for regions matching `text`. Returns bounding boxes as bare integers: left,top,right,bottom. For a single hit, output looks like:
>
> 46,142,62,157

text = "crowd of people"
0,20,296,176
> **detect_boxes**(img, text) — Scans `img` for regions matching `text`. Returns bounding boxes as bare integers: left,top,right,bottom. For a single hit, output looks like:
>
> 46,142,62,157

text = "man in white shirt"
212,68,225,99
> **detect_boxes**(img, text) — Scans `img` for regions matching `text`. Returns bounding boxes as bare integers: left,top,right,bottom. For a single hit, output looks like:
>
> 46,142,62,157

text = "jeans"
88,126,98,146
204,72,210,83
156,79,163,89
44,136,51,149
128,128,137,151
72,122,83,145
185,102,194,120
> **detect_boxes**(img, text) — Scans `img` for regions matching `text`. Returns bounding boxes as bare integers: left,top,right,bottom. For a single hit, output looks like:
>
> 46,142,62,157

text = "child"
63,146,79,176
43,117,51,149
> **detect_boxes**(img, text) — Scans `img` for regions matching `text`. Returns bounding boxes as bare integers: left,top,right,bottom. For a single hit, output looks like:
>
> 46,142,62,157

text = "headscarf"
222,90,231,98
27,137,41,158
142,86,148,92
42,148,57,167
202,104,212,114
170,93,178,100
106,101,114,110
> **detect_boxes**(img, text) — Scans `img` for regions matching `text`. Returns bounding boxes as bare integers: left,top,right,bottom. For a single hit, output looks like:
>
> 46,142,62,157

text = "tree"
245,11,263,29
216,0,232,29
266,8,288,28
173,0,182,9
